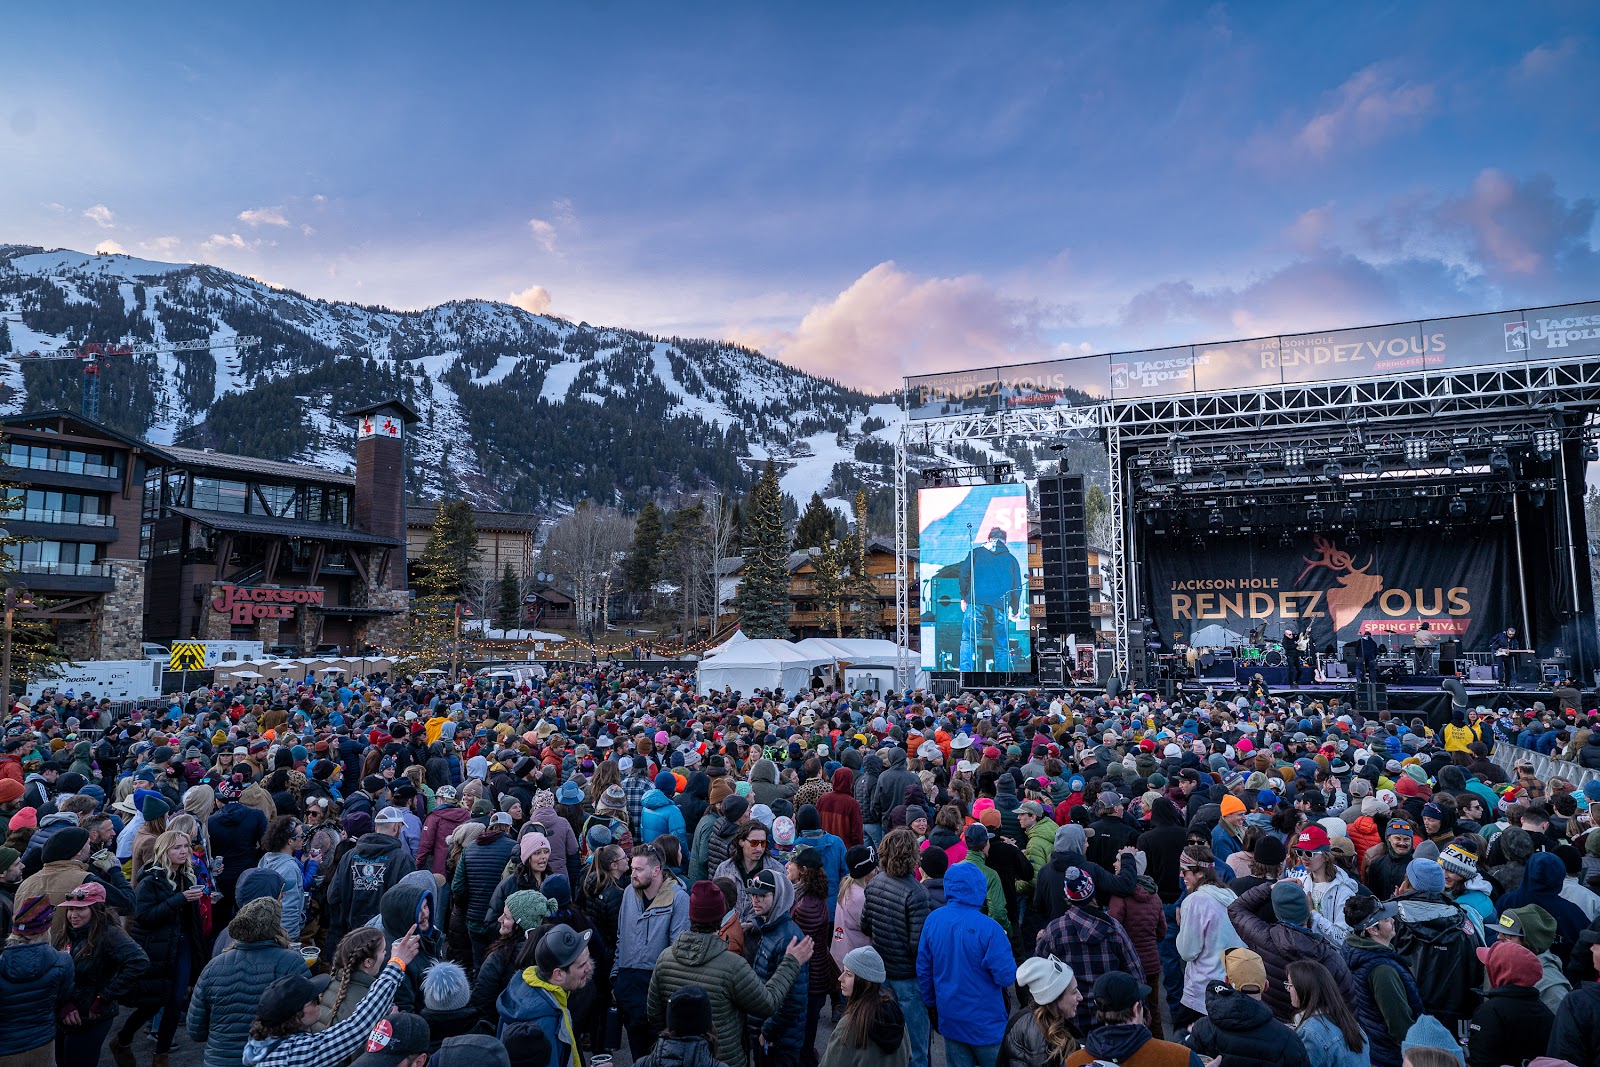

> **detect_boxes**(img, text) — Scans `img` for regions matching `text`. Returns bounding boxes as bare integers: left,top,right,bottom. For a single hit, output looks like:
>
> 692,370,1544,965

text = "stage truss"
894,353,1600,689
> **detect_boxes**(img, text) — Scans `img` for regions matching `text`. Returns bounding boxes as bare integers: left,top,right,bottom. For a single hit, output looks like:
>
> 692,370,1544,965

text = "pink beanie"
520,831,551,862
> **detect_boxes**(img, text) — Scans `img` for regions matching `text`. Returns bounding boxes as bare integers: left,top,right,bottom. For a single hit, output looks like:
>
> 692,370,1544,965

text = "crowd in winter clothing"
6,667,1600,1067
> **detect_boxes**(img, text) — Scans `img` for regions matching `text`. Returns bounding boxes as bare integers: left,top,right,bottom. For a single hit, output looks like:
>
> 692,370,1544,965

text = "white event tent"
695,639,829,695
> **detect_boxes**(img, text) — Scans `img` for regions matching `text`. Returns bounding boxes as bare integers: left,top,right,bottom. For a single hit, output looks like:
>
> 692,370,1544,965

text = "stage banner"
918,483,1031,673
1143,529,1506,653
904,355,1110,421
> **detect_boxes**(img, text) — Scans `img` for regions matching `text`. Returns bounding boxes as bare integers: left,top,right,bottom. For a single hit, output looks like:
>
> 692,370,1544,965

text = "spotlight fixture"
1585,444,1599,464
1448,496,1467,518
1190,534,1206,550
1283,446,1306,470
1139,472,1157,492
1172,454,1194,478
1340,503,1358,523
1322,461,1343,480
1346,531,1362,548
1209,467,1227,488
1535,428,1560,459
1488,448,1510,475
1307,504,1325,523
1446,449,1467,472
1362,458,1383,478
1278,530,1295,548
1405,439,1429,466
1207,507,1224,526
1245,465,1264,485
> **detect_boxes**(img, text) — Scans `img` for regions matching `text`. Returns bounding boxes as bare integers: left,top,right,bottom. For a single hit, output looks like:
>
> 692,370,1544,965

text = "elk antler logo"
1297,534,1383,634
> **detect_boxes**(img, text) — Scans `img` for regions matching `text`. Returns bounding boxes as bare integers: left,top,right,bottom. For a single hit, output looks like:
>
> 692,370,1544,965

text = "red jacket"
816,767,863,847
1107,882,1167,986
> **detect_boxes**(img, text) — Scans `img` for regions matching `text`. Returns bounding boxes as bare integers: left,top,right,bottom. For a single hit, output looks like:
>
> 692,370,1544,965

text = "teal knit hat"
505,890,555,931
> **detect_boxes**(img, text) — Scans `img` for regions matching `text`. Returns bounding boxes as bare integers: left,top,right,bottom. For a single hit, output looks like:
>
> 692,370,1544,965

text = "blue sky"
3,2,1597,391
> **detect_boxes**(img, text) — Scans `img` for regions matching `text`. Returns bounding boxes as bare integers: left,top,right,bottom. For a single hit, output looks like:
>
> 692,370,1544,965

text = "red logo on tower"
357,414,403,440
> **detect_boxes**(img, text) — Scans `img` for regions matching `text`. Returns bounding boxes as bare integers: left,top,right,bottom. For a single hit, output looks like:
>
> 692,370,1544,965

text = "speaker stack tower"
1037,474,1095,682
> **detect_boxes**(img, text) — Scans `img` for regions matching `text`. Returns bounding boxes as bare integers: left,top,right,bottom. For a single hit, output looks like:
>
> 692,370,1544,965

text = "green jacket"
1023,817,1058,877
961,853,1012,937
647,930,803,1064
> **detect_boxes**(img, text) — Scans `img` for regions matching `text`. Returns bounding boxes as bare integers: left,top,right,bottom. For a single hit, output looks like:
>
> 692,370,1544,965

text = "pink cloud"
742,261,1060,393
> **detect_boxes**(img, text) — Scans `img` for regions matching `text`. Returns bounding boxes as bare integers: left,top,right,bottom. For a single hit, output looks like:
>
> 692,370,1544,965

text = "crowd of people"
1,666,1600,1067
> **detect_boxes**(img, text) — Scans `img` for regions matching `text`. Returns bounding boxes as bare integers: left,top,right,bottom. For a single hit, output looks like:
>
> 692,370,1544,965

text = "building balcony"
10,561,115,594
0,462,122,492
11,508,114,527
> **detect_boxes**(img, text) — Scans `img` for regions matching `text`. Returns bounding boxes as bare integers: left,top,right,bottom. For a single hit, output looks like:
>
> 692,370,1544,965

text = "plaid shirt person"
1035,901,1144,1034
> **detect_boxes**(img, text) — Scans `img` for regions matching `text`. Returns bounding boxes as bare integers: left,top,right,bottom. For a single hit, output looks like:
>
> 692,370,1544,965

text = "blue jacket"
744,883,808,1051
916,862,1016,1046
0,941,73,1055
797,829,847,916
639,789,687,844
498,968,574,1067
187,937,307,1067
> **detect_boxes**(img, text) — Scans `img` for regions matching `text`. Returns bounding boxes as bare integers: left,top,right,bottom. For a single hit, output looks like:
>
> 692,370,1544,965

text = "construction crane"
11,336,262,421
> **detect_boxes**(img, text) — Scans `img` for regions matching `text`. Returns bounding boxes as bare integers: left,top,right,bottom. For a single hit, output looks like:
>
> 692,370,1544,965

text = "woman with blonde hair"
114,830,207,1065
129,793,173,887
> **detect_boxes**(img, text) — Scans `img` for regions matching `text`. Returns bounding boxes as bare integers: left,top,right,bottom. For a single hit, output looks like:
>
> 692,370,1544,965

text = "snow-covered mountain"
0,245,1089,514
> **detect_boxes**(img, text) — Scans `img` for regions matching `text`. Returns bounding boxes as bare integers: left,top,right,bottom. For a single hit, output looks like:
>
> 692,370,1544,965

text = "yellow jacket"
1443,722,1481,753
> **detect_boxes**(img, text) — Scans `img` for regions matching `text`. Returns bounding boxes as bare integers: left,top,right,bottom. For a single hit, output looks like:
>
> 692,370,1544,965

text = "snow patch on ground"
7,249,189,279
780,430,853,507
540,358,584,403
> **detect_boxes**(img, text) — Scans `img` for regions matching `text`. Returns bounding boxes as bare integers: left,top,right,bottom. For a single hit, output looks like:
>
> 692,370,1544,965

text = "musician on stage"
1358,632,1380,682
957,525,1025,672
1412,621,1436,674
1283,627,1309,686
1489,626,1518,686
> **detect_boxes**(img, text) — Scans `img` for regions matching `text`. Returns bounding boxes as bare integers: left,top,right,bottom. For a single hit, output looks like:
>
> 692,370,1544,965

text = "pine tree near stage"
737,461,792,639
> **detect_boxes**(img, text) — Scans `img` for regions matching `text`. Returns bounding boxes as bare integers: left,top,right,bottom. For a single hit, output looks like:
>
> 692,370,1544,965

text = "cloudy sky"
3,2,1596,392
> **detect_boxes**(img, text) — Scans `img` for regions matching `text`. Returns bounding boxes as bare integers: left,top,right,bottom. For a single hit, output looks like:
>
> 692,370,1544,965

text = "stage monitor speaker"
1095,648,1114,684
1468,664,1496,682
1037,474,1093,640
1323,661,1349,679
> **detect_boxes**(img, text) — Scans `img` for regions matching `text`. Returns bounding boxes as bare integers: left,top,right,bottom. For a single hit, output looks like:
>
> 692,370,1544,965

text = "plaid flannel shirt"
1036,904,1144,1034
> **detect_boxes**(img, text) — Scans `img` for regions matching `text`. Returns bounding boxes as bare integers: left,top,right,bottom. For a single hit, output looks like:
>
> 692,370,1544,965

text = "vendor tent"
696,639,828,696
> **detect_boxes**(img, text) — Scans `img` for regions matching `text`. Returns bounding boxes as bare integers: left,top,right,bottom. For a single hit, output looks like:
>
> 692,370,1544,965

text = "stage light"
1322,461,1343,480
1172,454,1193,477
1449,496,1467,517
1278,531,1294,547
1535,428,1560,458
1139,472,1156,492
1346,531,1362,548
1307,504,1325,523
1585,444,1599,463
1405,439,1429,466
1488,448,1510,474
1340,503,1358,522
1283,446,1306,470
1245,465,1264,485
1447,449,1467,472
1362,458,1383,478
1190,534,1206,550
1208,507,1224,526
1209,467,1227,488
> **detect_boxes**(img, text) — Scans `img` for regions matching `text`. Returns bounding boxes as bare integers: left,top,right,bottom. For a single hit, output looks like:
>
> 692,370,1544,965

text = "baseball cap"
1017,800,1045,819
59,882,106,908
1355,901,1401,933
1223,947,1267,993
534,923,591,972
747,870,781,896
375,807,408,826
1293,825,1331,853
353,1013,431,1067
489,811,514,828
256,971,334,1026
1091,970,1150,1012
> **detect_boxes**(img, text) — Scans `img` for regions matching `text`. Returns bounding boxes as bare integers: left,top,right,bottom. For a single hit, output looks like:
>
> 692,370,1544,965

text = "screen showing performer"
918,482,1031,672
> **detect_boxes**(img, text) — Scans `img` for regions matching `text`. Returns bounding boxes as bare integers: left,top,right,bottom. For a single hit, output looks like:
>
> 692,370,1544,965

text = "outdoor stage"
894,300,1600,696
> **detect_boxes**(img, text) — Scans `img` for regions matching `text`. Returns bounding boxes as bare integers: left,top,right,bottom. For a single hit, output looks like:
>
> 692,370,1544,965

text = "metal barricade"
1490,740,1600,788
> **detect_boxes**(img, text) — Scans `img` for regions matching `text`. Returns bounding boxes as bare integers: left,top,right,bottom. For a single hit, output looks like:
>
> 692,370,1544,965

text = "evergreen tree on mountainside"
496,563,521,629
624,501,664,595
0,316,10,354
736,461,792,639
794,492,839,551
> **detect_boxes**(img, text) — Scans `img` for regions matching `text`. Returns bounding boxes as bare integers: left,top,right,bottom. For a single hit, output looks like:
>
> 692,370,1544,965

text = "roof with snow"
158,444,355,486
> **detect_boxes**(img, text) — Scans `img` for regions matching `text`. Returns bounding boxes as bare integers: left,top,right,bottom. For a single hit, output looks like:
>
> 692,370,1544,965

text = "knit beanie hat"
1476,940,1542,989
139,793,171,821
688,880,724,926
919,847,948,878
1270,878,1310,926
505,890,555,931
795,804,822,833
43,826,89,863
11,895,53,936
0,846,18,873
8,807,36,831
1406,857,1446,895
519,832,551,862
1401,1015,1464,1064
654,771,677,796
1438,839,1479,879
422,960,473,1011
666,985,714,1038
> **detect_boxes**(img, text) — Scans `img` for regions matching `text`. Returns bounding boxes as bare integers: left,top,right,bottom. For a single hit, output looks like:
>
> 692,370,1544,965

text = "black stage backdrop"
1143,529,1508,654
